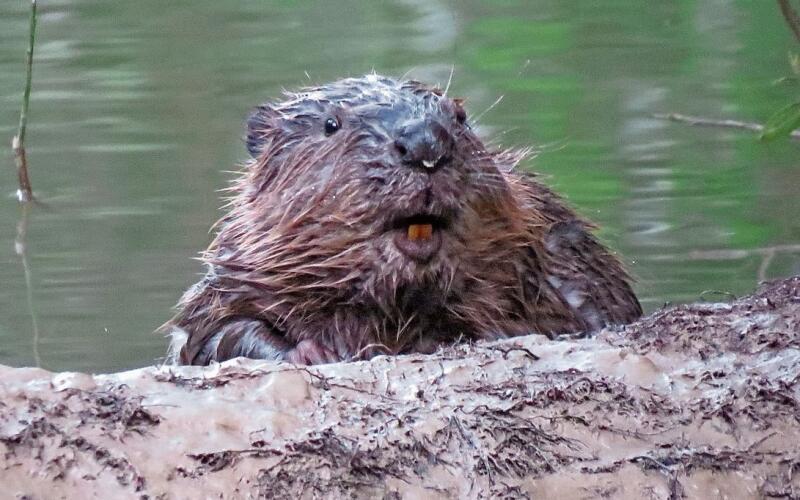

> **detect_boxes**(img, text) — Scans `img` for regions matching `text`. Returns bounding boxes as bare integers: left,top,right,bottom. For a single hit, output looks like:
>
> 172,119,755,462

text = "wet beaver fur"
167,74,642,365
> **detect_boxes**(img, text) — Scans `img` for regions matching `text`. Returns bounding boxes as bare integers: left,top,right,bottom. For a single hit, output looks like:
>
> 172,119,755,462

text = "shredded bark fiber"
1,277,799,499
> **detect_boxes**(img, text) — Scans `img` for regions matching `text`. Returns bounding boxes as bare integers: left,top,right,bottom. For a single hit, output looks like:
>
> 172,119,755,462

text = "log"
1,277,799,499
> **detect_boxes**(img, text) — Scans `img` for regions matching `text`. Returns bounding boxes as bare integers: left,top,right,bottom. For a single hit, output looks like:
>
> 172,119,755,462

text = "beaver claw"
285,339,341,365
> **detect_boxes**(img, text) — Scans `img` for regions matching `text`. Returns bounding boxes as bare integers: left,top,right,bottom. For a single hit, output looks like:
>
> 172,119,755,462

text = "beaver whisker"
443,65,455,97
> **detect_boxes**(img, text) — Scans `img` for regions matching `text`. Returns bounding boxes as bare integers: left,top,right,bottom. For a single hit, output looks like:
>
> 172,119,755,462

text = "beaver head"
210,74,524,316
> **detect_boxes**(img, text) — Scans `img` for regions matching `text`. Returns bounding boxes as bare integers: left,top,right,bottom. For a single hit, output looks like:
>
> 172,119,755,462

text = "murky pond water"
1,1,798,372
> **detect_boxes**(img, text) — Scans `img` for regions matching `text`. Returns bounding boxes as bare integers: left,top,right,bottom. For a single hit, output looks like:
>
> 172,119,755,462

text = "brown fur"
166,74,641,365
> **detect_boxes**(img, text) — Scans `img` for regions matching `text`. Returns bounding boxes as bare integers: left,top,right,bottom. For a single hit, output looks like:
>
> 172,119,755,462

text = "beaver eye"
324,117,340,135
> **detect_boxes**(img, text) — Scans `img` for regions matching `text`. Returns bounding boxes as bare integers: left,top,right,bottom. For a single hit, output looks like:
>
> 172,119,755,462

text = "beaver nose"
394,119,453,172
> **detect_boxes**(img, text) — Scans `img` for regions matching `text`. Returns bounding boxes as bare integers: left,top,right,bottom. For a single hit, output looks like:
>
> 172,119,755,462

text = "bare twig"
778,0,800,43
757,249,777,283
11,0,38,203
687,244,800,261
688,244,800,285
652,112,800,140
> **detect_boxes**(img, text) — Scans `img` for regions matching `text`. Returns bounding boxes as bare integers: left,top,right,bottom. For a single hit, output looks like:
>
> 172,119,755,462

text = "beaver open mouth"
390,214,448,262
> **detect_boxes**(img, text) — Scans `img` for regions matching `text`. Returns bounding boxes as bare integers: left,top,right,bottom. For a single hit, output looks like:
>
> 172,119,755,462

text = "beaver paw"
285,339,341,365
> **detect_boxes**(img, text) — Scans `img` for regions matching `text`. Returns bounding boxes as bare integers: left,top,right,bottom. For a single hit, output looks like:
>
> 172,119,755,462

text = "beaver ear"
246,104,278,157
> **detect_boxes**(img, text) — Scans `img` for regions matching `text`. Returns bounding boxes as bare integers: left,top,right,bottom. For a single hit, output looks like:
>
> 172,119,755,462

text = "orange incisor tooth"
407,224,433,241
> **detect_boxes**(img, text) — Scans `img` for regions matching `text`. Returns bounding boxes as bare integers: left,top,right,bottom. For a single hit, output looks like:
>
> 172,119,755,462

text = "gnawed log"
1,277,799,499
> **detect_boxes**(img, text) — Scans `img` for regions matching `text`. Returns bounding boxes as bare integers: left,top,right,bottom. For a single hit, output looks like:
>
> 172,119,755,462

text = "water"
1,0,798,373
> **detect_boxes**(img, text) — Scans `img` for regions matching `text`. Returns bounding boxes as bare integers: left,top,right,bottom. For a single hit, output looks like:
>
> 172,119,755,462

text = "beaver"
166,74,642,365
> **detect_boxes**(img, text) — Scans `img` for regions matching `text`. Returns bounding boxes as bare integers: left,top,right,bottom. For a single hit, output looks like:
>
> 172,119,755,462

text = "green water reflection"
1,0,797,372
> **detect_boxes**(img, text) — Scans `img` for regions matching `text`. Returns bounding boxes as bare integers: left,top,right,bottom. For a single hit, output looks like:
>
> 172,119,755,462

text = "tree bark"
1,277,799,499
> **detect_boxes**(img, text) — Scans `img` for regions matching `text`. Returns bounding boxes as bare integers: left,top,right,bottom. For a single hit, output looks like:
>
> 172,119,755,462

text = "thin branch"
757,249,777,283
11,2,42,367
11,0,38,203
652,112,800,140
778,0,800,43
688,244,800,260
